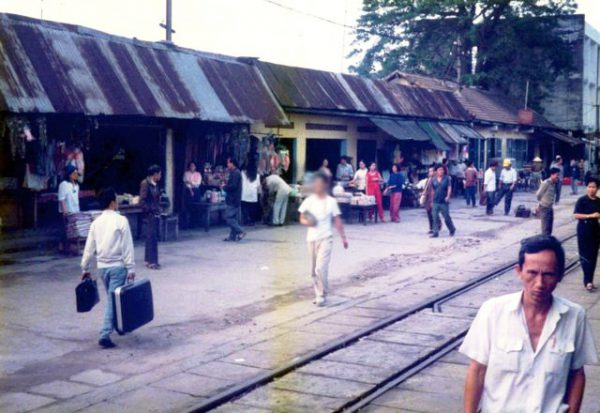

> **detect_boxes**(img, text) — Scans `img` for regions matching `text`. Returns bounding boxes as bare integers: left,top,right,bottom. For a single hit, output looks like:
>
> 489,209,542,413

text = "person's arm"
445,179,452,202
122,220,136,281
536,181,548,201
464,360,487,413
139,180,149,212
336,165,343,181
565,367,586,413
333,216,348,249
58,183,68,215
80,224,96,279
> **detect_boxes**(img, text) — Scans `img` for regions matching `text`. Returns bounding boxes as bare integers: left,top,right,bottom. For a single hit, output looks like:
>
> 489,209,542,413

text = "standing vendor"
58,164,81,215
140,165,162,270
336,156,354,183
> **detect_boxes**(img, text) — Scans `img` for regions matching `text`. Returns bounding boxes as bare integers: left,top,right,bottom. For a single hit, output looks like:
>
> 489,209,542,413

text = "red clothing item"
390,192,402,222
465,167,477,187
366,171,385,221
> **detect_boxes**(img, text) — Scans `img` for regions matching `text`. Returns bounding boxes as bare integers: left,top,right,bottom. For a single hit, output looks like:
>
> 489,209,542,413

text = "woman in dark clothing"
573,177,600,291
140,165,162,270
387,164,405,222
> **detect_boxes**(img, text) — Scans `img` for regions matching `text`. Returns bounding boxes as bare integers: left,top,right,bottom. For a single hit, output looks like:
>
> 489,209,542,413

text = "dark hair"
147,164,161,176
518,235,565,280
489,161,498,168
549,167,561,176
314,171,331,186
227,157,238,168
391,163,399,171
98,187,117,210
466,160,473,167
187,161,197,169
585,176,599,187
442,158,448,164
435,164,445,172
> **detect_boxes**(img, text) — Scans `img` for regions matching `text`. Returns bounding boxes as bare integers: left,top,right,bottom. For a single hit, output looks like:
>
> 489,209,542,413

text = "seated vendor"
183,161,202,202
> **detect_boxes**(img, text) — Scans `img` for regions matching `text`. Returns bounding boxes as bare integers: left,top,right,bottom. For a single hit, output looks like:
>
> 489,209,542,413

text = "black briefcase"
112,278,154,335
76,278,100,313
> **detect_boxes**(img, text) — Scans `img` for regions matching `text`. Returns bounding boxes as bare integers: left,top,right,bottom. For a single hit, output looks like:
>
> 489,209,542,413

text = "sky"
0,0,598,73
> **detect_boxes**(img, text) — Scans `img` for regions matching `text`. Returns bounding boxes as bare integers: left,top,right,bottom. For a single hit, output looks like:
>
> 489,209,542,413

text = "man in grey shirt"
536,167,560,235
550,156,564,204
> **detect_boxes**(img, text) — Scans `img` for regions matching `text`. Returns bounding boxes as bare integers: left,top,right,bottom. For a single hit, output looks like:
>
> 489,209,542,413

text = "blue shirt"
432,176,451,204
387,172,405,193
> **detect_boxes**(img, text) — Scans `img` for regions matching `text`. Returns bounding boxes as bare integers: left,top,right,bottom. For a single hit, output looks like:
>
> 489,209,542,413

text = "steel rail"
186,234,578,413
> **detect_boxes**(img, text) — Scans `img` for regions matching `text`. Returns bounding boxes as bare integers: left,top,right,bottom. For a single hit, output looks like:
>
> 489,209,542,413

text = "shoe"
99,338,116,349
427,230,433,234
430,233,439,238
237,232,247,241
314,296,326,307
223,237,234,242
449,230,456,237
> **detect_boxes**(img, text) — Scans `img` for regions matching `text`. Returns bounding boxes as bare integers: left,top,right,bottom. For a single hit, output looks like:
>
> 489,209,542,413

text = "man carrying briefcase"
81,188,135,349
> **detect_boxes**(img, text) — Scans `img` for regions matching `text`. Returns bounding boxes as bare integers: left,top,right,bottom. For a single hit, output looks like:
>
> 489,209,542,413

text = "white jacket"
81,210,135,274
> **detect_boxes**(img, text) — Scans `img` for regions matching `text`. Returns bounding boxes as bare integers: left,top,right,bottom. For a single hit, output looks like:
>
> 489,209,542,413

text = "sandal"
585,283,596,292
146,263,161,270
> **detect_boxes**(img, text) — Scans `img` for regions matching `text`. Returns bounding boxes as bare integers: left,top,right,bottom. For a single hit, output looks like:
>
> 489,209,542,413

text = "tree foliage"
351,0,578,111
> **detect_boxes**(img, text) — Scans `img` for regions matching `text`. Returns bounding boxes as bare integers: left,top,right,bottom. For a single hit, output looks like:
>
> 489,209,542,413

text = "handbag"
76,278,100,313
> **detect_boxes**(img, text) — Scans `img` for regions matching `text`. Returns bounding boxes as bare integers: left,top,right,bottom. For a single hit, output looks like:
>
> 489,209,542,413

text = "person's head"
428,166,435,178
322,158,329,167
369,162,377,172
313,172,330,196
391,163,399,173
436,164,445,177
570,159,577,167
556,155,563,165
98,187,117,210
340,157,347,165
516,236,565,305
65,164,79,183
579,159,585,165
227,157,238,171
489,161,498,170
187,161,197,172
503,159,511,169
147,165,162,182
359,160,366,169
442,158,448,165
549,167,560,183
466,160,473,168
585,176,599,198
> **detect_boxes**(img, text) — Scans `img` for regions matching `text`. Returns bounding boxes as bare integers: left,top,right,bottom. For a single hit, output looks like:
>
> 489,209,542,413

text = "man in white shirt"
81,188,135,349
265,173,292,226
298,172,348,306
483,162,498,215
461,235,597,413
58,164,80,215
351,160,368,192
495,158,518,216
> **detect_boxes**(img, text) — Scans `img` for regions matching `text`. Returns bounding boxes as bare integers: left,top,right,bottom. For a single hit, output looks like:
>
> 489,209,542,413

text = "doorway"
305,139,342,172
278,137,297,182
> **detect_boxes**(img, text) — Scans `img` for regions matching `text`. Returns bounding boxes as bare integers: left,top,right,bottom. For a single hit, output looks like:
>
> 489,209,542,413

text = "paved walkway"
0,191,592,412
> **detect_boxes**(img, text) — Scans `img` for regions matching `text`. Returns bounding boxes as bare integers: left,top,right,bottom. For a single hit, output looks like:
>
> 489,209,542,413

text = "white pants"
272,191,289,225
308,237,333,299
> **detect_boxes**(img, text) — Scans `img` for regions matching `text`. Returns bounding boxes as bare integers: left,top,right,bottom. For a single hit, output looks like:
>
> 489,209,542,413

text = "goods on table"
204,189,225,203
334,192,353,204
350,194,376,206
65,210,101,239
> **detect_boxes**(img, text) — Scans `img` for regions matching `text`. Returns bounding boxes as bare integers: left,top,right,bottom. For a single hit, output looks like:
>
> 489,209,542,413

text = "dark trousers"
578,228,600,286
555,182,562,204
539,206,553,236
426,208,433,231
495,186,514,215
225,205,244,240
465,186,476,207
486,191,496,214
241,201,259,225
432,202,455,235
145,215,159,265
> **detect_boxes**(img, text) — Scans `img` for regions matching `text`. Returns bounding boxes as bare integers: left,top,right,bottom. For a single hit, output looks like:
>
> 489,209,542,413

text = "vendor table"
119,204,144,239
193,202,227,232
340,204,378,225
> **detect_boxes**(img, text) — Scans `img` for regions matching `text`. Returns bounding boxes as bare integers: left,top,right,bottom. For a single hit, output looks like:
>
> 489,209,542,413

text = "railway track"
186,234,579,413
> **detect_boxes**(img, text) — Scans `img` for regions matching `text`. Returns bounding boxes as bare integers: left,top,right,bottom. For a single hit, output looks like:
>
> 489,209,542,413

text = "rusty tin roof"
0,13,288,125
256,61,471,122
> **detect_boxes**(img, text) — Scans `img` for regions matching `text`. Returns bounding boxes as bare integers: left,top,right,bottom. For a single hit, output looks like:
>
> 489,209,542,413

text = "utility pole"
160,0,175,42
455,35,462,85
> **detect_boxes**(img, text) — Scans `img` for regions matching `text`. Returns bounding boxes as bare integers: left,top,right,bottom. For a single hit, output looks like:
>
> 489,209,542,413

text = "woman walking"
241,164,260,226
366,162,385,222
423,166,436,234
573,177,600,292
387,164,405,222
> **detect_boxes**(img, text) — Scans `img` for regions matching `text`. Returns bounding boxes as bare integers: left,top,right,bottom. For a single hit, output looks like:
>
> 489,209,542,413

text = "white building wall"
583,22,600,134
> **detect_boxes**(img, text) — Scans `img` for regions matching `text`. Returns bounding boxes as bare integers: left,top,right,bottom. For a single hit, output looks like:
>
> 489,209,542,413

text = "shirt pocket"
493,338,523,372
546,340,575,375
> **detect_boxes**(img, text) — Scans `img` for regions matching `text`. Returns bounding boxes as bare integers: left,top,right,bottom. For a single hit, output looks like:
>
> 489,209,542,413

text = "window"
507,139,528,169
486,138,502,162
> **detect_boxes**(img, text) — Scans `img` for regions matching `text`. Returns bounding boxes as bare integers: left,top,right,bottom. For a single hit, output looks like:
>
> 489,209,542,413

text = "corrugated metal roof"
454,88,556,128
436,123,468,144
257,61,471,121
540,130,583,146
370,118,429,141
0,13,288,125
452,124,485,139
417,121,450,151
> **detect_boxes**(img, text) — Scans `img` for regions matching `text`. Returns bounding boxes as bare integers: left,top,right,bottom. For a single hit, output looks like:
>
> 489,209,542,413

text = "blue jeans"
432,202,456,235
100,266,128,340
464,186,476,206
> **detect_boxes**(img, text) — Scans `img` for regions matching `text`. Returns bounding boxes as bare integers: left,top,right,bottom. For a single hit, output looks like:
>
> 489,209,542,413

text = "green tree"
351,0,577,111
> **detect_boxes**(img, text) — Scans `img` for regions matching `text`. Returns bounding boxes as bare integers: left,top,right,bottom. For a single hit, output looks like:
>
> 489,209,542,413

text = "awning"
435,123,468,144
417,121,450,151
452,124,485,140
542,130,582,146
370,118,430,141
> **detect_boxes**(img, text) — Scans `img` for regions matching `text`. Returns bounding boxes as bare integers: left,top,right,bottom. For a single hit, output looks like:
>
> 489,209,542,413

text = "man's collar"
510,291,569,315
